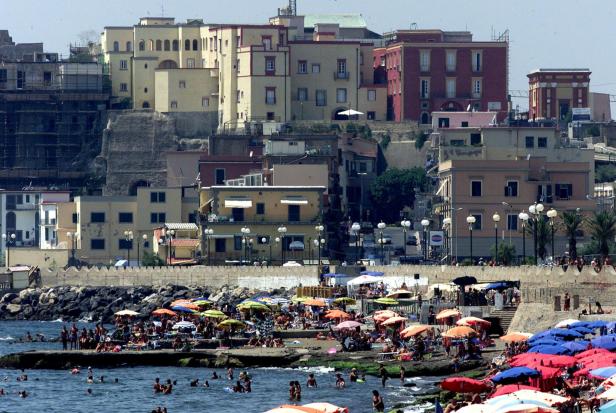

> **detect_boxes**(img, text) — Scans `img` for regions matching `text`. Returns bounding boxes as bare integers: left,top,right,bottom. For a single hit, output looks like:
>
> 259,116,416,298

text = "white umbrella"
172,321,196,330
337,109,364,116
554,319,579,328
347,274,380,286
114,309,140,316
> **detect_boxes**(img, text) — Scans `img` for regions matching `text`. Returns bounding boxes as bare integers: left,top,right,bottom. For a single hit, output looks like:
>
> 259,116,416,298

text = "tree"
142,251,165,266
561,210,583,259
596,164,616,183
587,211,616,260
370,168,428,223
414,132,428,149
490,243,516,266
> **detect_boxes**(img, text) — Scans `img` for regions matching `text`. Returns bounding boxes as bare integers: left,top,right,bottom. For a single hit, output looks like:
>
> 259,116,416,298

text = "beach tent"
347,275,380,286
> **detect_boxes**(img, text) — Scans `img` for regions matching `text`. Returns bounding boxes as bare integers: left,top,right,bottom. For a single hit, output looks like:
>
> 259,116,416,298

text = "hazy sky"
3,0,616,110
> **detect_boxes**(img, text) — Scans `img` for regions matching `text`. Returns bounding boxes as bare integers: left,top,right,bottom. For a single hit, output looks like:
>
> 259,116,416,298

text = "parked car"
406,235,418,246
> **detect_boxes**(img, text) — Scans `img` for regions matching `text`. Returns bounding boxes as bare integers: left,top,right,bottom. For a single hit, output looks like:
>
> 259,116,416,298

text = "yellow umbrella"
381,316,408,326
201,309,227,319
218,319,245,328
436,308,461,320
374,297,399,306
334,297,356,305
237,301,271,311
291,296,307,303
192,300,212,307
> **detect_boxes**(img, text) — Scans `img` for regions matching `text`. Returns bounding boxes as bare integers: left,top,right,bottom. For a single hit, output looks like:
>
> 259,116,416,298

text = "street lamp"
466,215,476,264
518,211,529,264
241,227,250,264
138,234,147,267
492,213,501,264
205,228,214,265
529,203,544,264
547,208,558,261
315,224,324,273
443,217,452,264
123,230,133,267
421,219,430,261
277,226,287,265
351,222,361,263
262,237,271,264
377,221,386,264
275,237,281,264
401,219,411,262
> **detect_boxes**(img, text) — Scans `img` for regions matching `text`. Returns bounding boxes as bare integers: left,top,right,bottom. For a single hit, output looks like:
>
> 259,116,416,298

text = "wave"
50,318,64,323
0,336,14,341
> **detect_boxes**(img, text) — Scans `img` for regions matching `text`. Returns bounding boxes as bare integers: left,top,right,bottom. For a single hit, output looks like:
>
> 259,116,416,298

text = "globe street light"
351,222,361,263
277,226,287,265
401,219,411,262
443,217,452,264
241,227,250,264
204,228,214,265
466,215,476,264
315,224,324,273
377,221,386,264
421,219,430,261
518,211,529,264
492,213,501,264
529,203,544,264
123,230,133,267
547,208,558,261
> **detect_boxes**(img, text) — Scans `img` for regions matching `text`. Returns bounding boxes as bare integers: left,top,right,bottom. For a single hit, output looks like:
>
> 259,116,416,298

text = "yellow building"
199,185,326,264
153,223,200,265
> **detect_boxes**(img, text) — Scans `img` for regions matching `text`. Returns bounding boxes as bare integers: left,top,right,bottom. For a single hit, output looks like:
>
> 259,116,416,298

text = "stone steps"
490,306,518,333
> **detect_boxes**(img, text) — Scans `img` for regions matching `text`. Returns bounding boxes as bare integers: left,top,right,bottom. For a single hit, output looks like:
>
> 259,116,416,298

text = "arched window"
156,40,162,51
138,40,145,51
158,60,178,69
172,40,179,51
142,101,150,108
149,40,154,51
192,39,198,51
184,39,190,51
6,212,16,232
164,40,170,51
420,112,430,125
113,41,119,52
126,41,132,52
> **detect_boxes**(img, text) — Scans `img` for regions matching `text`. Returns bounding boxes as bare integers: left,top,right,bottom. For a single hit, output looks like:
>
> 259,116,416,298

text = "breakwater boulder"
0,285,290,323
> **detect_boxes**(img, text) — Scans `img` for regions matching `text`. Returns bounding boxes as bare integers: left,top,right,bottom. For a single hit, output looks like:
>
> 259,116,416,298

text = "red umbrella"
510,354,576,369
490,384,540,398
534,365,561,379
441,377,491,393
575,348,611,359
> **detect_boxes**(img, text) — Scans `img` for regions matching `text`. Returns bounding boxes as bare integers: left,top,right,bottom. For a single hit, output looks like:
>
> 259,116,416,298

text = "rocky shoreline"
0,285,288,323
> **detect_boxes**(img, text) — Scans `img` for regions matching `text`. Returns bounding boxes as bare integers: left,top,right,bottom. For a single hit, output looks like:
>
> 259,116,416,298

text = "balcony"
40,219,57,226
334,71,350,81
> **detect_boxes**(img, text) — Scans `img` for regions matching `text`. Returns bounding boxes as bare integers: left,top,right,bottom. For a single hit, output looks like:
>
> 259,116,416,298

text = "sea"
0,321,438,413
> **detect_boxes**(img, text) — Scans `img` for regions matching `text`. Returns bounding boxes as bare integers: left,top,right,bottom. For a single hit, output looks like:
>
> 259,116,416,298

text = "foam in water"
0,336,14,341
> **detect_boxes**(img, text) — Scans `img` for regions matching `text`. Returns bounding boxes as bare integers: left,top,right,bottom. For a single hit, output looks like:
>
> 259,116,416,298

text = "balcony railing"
334,71,350,80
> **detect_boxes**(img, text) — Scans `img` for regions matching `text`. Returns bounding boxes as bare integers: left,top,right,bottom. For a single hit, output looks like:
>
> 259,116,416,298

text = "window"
262,36,272,50
471,214,482,230
120,83,128,92
202,97,210,107
72,213,78,224
119,239,133,250
144,87,148,93
420,50,430,71
312,63,320,73
234,235,243,251
150,192,166,203
461,121,469,127
215,168,225,185
179,80,186,88
472,79,482,97
337,59,347,75
298,60,307,74
472,51,482,72
297,88,308,101
446,78,456,98
368,89,376,101
555,184,573,200
215,238,226,253
91,239,105,250
336,88,347,103
172,40,179,51
420,79,430,99
446,50,456,71
184,39,190,51
118,212,133,223
265,87,276,104
538,137,548,148
507,214,518,231
156,40,162,51
164,40,170,51
451,139,464,146
236,35,241,47
470,180,482,197
470,133,481,145
367,111,375,120
236,59,240,72
113,41,119,52
505,181,518,197
187,58,195,68
192,39,198,51
525,136,534,148
316,90,327,106
150,213,166,224
120,60,128,70
232,208,244,222
90,212,105,223
170,101,178,109
256,203,265,215
288,205,300,222
139,40,145,51
265,57,275,74
236,90,241,103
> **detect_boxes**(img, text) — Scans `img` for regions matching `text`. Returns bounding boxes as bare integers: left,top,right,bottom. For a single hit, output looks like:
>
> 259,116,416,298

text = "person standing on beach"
70,323,78,350
372,390,385,412
379,365,388,388
60,326,68,350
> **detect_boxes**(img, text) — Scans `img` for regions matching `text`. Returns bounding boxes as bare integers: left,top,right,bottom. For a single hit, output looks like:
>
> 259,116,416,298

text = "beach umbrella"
373,310,399,322
237,301,271,312
152,308,177,317
456,405,495,413
291,296,307,303
527,345,571,355
302,403,348,413
591,367,616,379
491,367,540,384
527,339,562,347
333,297,356,305
324,310,350,320
192,300,212,307
572,326,594,335
374,297,399,306
303,298,327,307
218,319,245,329
335,320,362,330
452,276,478,286
337,109,364,117
597,386,616,400
593,336,616,351
347,275,380,286
441,377,491,393
510,354,576,369
360,271,384,276
490,385,540,398
170,299,193,307
381,316,408,326
457,316,492,327
554,319,580,328
387,290,413,299
201,309,226,319
436,308,462,320
114,309,140,316
401,325,431,339
575,348,612,359
265,405,323,413
589,321,609,329
530,329,583,341
489,390,568,406
171,305,197,314
442,326,477,339
487,398,559,413
599,399,616,413
172,321,196,330
499,332,532,343
561,341,589,353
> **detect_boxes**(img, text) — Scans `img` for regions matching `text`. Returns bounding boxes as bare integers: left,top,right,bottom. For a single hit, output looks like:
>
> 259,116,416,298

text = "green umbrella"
374,297,399,306
218,319,245,328
192,300,212,307
201,309,227,319
237,301,271,312
334,297,356,305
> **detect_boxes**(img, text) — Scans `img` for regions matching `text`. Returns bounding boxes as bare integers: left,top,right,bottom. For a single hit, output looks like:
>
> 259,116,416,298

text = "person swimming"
99,376,105,383
227,368,234,380
243,377,252,393
190,379,199,387
153,378,162,393
350,368,358,382
203,380,210,388
86,388,92,395
163,379,173,394
335,373,346,389
211,371,219,380
233,380,244,393
87,375,94,384
307,373,317,388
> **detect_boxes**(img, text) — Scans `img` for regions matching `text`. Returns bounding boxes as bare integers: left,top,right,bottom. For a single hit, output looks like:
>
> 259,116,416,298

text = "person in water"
379,365,388,388
163,379,173,394
293,381,302,401
399,366,406,384
372,390,385,412
307,373,317,388
190,378,199,387
211,371,219,380
349,368,358,382
153,378,162,393
227,368,234,380
233,380,244,393
335,373,346,389
243,377,252,393
203,380,210,388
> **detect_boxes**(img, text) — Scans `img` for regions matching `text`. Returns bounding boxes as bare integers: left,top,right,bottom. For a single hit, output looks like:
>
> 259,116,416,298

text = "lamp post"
466,215,476,264
277,226,287,265
401,219,411,262
492,213,501,264
518,212,529,264
547,208,558,261
241,227,250,264
123,230,133,267
351,222,361,263
315,224,324,271
421,219,430,261
377,221,386,264
274,237,280,264
138,234,147,267
262,237,271,265
529,203,544,265
443,217,452,264
205,228,214,265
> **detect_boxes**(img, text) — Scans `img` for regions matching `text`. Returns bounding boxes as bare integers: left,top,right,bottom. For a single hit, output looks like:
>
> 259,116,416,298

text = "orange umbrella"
381,316,408,326
436,308,461,320
401,325,431,339
457,316,491,327
265,405,323,413
303,298,327,307
171,299,192,307
303,403,348,413
152,309,177,317
442,326,477,338
499,332,533,343
373,310,399,322
324,310,351,320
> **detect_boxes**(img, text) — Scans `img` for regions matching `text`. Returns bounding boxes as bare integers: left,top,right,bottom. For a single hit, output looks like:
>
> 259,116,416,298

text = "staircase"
489,306,518,334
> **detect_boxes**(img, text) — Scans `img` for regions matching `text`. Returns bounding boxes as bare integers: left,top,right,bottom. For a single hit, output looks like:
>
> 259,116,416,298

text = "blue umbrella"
361,271,384,276
536,329,583,339
562,340,590,353
527,344,571,355
590,366,616,379
484,282,510,290
589,321,608,329
528,339,563,347
570,321,591,329
573,326,595,335
599,398,616,413
607,322,616,330
323,273,349,277
491,367,540,384
171,305,196,313
592,335,616,350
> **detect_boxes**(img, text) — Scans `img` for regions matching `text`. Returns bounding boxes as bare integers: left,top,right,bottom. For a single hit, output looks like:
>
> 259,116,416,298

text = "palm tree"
525,217,551,262
561,210,583,259
587,211,616,260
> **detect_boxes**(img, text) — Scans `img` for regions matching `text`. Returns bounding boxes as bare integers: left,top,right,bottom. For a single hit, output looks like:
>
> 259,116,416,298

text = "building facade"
528,68,591,121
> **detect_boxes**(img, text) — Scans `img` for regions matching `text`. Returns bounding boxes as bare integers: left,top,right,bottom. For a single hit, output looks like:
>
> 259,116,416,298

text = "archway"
158,60,178,69
142,101,150,109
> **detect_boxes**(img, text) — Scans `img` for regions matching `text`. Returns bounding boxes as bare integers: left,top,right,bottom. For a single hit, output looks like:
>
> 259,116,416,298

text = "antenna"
161,1,165,17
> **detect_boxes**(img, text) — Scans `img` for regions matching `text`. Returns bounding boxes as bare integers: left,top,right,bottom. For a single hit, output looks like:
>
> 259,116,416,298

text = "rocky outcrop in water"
0,285,290,323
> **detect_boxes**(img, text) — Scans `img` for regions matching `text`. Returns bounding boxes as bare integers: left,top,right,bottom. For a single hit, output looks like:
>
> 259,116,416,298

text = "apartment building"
374,30,508,123
528,68,591,121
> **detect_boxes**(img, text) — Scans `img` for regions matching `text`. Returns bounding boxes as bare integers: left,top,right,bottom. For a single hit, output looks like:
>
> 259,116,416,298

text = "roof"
303,14,367,29
170,239,200,247
165,223,198,231
340,136,378,158
529,68,591,74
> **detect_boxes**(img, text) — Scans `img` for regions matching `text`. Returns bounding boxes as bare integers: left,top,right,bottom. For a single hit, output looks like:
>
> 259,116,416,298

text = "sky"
3,0,616,111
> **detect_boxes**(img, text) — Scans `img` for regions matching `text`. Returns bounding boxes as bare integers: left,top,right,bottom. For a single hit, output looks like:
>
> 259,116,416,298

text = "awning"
210,234,234,239
224,199,253,208
281,198,308,205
